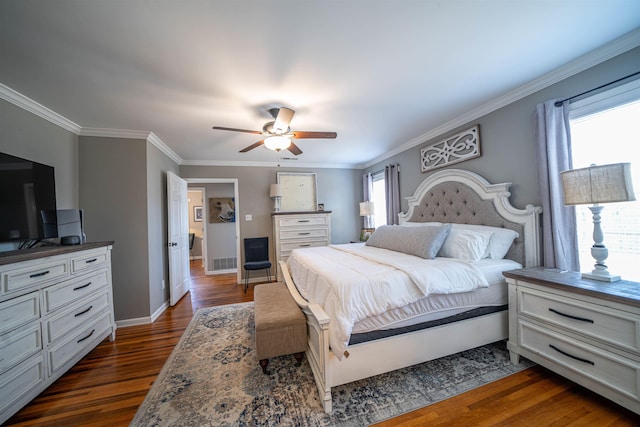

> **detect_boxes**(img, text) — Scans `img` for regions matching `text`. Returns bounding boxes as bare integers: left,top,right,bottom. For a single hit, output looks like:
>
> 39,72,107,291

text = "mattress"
351,258,521,334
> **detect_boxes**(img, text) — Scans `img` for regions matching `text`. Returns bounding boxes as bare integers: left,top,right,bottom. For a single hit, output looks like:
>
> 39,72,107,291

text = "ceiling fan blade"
273,107,295,133
290,131,337,139
287,141,303,156
212,126,262,135
239,140,265,152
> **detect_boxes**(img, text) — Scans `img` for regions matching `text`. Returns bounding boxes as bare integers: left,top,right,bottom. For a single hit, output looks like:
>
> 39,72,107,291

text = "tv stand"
0,242,115,424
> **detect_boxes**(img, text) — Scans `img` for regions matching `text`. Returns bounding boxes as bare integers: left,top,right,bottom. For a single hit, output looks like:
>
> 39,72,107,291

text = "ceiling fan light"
264,135,291,151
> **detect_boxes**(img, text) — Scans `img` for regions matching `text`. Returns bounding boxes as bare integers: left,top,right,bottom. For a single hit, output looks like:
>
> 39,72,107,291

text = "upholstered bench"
254,283,306,374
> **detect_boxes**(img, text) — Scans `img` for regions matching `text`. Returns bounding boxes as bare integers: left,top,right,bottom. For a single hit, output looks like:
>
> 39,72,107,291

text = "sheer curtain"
535,99,579,270
362,172,373,228
384,164,400,225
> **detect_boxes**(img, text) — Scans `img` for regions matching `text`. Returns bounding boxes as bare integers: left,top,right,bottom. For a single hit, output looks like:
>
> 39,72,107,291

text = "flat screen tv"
0,152,58,244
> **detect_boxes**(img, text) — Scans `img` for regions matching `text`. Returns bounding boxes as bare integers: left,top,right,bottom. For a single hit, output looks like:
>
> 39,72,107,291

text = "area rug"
131,302,533,426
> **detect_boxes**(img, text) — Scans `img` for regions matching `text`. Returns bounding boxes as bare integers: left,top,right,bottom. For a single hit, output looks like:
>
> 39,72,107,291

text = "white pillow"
438,228,493,262
400,221,442,227
450,224,519,259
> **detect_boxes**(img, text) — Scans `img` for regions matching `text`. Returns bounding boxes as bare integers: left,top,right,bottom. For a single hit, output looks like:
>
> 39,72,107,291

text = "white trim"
116,316,152,327
0,83,82,134
151,300,169,322
180,159,354,169
80,127,183,164
362,28,640,169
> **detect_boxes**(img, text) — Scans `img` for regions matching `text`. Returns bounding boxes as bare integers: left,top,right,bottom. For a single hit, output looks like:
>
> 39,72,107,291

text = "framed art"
277,172,318,211
420,125,481,172
208,197,235,223
193,206,203,222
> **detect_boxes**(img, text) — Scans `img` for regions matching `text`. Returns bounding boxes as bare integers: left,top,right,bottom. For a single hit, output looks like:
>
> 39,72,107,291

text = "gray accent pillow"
365,224,452,259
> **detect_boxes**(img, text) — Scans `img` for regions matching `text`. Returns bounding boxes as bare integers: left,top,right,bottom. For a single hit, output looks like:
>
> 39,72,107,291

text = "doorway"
186,178,241,284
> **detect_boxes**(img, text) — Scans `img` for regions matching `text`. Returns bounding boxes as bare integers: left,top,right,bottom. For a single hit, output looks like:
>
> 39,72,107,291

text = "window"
371,171,387,228
569,79,640,281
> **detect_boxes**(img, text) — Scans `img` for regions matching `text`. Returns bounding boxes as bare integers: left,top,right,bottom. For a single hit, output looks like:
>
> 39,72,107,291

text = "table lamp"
560,163,635,282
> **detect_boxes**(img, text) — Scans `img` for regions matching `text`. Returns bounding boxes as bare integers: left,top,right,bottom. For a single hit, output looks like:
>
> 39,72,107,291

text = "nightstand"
503,267,640,414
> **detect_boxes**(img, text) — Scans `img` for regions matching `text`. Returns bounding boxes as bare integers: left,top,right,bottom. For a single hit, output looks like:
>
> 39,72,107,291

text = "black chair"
243,237,272,293
189,233,195,261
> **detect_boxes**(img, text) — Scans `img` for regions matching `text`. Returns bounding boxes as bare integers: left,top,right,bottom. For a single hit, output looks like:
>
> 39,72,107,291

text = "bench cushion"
254,283,306,360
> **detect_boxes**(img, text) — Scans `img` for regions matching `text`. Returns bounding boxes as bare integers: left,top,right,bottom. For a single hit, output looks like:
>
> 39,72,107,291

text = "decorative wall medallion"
420,125,481,172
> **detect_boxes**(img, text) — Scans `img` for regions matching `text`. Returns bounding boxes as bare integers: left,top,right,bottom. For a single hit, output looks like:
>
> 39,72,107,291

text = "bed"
279,168,542,413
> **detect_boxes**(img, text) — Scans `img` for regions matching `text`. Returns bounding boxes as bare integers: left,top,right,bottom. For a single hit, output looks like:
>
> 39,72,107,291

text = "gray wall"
365,47,640,215
79,136,151,320
204,183,236,269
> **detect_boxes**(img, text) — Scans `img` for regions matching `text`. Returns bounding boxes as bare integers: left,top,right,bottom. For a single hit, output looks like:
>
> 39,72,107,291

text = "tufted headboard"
399,169,542,267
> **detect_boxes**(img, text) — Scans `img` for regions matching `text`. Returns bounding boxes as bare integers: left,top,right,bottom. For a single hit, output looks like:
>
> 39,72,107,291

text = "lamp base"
582,270,621,282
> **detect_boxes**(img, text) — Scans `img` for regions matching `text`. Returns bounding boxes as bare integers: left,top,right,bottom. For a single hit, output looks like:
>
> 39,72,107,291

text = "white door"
167,171,190,306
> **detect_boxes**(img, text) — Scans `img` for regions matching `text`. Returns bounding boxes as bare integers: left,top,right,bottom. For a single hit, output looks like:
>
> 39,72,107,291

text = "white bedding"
286,243,491,358
351,258,521,333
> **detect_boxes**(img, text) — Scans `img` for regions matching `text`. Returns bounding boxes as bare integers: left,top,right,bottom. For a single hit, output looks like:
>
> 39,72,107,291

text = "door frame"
185,178,241,284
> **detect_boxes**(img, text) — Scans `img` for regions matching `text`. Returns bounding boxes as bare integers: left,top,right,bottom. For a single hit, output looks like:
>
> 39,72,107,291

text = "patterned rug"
131,302,533,426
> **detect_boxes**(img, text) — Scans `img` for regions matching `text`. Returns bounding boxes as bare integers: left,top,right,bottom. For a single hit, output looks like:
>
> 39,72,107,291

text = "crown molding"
363,28,640,169
80,127,183,164
180,159,355,169
0,83,82,134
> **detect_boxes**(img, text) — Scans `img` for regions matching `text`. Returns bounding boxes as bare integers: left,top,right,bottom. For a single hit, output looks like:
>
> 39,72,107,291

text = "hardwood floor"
4,261,638,426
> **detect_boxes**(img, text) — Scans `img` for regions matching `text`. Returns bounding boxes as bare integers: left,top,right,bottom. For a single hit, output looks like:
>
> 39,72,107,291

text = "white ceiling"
1,1,639,168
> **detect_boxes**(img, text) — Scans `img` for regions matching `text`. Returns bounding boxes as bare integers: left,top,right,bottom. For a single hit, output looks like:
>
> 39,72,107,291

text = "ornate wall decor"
420,125,481,172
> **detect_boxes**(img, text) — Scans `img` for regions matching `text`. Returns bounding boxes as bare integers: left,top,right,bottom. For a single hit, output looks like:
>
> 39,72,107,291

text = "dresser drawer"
0,292,40,335
519,320,640,402
281,239,329,253
280,228,329,240
0,353,46,416
48,310,113,376
71,249,109,274
45,291,111,344
43,269,109,313
1,258,69,297
518,286,640,353
277,216,328,228
0,322,42,374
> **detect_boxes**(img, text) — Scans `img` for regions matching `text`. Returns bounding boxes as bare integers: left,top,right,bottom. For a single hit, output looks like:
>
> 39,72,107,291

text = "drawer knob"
548,308,594,324
549,344,595,366
297,220,310,223
298,232,311,235
85,258,98,264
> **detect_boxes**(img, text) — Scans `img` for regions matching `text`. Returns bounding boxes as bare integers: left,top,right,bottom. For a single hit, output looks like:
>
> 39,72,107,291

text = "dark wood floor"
4,261,638,426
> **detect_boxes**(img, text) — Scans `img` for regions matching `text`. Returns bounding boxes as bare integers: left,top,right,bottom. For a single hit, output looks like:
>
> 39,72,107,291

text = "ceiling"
1,1,639,169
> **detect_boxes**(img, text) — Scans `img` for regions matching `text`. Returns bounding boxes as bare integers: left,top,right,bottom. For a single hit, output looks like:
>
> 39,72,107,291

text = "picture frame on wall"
194,206,203,222
277,172,318,212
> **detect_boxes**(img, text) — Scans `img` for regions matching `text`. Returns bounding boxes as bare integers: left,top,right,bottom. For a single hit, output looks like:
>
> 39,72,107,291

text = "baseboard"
115,301,169,327
151,301,169,322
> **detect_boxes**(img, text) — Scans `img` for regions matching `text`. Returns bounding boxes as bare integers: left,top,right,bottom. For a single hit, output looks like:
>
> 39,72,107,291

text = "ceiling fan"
212,107,337,155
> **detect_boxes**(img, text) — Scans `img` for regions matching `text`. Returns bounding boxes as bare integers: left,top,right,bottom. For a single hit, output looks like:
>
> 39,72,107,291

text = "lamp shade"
561,163,635,205
359,201,375,216
264,135,291,151
269,183,282,198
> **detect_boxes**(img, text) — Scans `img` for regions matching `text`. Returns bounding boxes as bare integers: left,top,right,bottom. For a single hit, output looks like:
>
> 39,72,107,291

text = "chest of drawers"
273,211,331,281
0,242,115,424
504,267,640,414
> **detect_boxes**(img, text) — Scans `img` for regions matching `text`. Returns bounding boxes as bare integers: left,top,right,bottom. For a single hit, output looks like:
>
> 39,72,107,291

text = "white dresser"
504,267,640,414
273,211,331,281
0,242,116,424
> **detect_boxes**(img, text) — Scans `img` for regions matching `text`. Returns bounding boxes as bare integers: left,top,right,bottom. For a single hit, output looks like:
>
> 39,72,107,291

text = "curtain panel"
534,99,579,271
362,172,374,228
385,164,400,225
